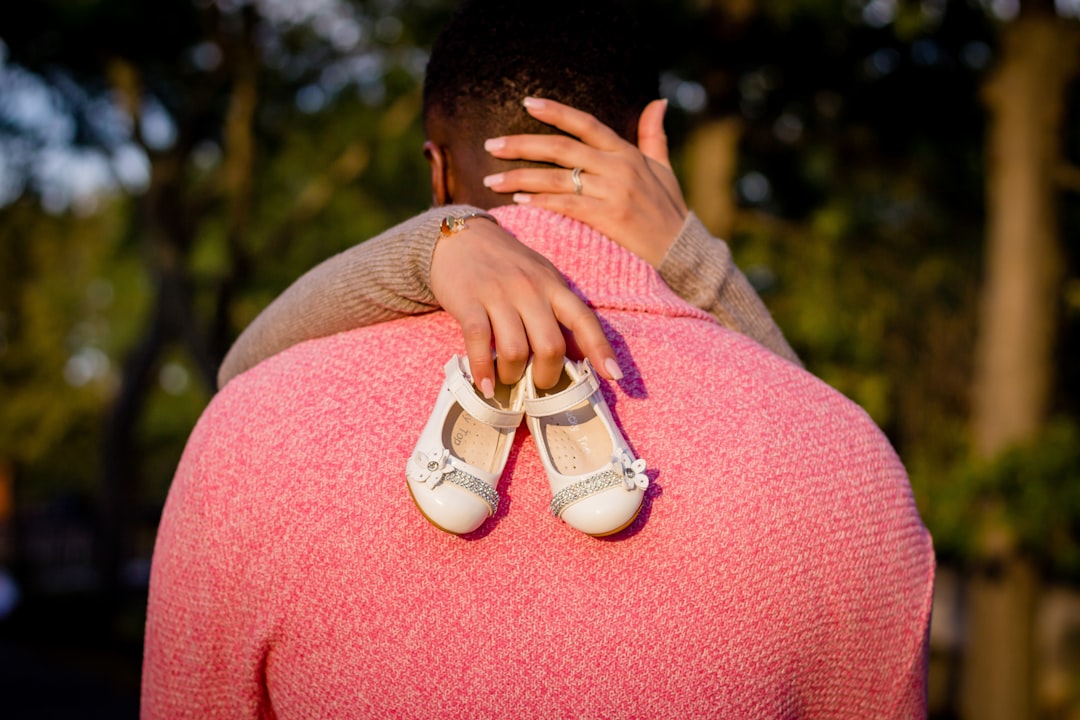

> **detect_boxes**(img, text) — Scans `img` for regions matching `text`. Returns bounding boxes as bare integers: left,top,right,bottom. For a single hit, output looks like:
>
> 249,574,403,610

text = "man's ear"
423,140,454,205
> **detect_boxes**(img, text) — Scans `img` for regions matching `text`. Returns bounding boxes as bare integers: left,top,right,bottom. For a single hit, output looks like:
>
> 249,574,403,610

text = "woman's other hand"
482,97,688,268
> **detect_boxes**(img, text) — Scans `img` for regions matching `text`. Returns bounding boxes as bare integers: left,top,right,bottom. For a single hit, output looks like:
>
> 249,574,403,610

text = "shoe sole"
581,503,642,538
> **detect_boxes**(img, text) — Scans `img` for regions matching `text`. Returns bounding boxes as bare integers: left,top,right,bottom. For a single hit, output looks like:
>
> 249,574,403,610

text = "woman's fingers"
484,133,598,170
484,167,611,197
482,96,687,268
520,96,626,152
497,289,565,387
638,101,688,214
549,291,624,383
452,302,497,398
462,289,618,392
484,303,535,386
430,217,623,395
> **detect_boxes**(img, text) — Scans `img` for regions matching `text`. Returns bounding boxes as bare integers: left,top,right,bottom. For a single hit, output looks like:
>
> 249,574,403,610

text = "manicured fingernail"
523,97,546,110
483,173,504,188
512,193,532,204
604,358,624,381
484,137,505,152
480,377,495,399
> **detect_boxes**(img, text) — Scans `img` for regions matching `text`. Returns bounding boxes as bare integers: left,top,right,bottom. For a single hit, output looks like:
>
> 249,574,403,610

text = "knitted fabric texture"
143,205,935,719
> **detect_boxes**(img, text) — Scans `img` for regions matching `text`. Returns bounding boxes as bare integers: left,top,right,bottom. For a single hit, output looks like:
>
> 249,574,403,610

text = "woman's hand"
481,97,688,268
429,216,623,393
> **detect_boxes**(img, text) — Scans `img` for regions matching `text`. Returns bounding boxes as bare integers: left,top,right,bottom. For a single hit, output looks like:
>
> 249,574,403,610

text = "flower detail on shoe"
618,452,649,491
410,448,452,489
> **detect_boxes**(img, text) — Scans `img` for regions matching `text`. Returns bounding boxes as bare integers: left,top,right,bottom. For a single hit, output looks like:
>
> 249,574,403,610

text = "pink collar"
491,205,712,322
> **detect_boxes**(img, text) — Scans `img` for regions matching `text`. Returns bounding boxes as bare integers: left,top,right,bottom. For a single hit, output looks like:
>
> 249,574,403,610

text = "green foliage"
0,196,148,501
1,0,447,516
136,350,213,511
729,31,986,437
918,419,1080,581
220,85,430,335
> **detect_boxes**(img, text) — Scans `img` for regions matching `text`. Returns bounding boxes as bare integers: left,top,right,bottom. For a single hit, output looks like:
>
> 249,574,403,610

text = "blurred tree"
0,0,451,600
965,1,1080,717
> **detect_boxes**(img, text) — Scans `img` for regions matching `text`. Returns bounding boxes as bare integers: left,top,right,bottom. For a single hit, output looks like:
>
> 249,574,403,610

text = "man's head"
422,0,659,207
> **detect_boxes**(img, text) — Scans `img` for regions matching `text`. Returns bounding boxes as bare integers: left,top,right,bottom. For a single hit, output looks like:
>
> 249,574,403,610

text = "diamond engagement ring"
571,166,583,195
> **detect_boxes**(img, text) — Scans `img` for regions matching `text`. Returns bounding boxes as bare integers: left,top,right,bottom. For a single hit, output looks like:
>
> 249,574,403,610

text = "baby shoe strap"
524,359,601,418
444,356,524,430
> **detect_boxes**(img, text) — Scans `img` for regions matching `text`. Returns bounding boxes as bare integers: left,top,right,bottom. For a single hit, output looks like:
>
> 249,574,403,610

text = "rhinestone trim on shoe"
444,469,500,516
548,470,625,518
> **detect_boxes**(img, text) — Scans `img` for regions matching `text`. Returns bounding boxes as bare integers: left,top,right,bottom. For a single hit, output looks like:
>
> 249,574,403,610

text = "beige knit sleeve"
219,206,801,388
657,212,802,366
217,204,479,388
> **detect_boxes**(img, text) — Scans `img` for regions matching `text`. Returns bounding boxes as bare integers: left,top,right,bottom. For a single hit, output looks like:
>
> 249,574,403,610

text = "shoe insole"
537,374,613,476
442,382,514,474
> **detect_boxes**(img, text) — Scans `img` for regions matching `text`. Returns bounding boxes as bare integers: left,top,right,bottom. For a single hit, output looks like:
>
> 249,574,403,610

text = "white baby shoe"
405,355,526,534
524,358,648,536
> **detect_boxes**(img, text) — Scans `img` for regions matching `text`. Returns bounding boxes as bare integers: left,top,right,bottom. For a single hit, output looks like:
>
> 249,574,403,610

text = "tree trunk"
685,116,741,240
95,8,254,592
973,15,1076,457
210,4,260,373
99,287,169,600
962,556,1039,720
964,12,1080,720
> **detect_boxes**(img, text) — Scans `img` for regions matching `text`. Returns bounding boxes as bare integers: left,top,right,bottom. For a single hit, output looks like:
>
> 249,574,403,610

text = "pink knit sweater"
143,206,934,718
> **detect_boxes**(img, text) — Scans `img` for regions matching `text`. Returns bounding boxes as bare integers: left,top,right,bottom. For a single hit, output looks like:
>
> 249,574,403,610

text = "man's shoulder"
198,314,464,464
613,313,899,472
173,315,466,519
218,312,460,401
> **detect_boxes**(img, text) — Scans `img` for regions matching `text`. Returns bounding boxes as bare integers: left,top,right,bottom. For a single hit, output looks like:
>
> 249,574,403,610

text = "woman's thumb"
637,99,671,168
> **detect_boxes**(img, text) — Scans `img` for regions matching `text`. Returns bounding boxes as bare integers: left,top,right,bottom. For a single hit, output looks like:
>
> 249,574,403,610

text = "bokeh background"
1,0,1079,717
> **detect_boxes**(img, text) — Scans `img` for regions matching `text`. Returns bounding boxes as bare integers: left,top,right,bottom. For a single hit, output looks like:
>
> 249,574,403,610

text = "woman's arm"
659,212,800,366
217,204,619,390
219,203,799,388
218,206,452,387
219,99,800,389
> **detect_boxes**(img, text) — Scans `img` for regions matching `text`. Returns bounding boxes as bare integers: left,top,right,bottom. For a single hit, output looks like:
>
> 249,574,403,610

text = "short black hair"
423,0,659,144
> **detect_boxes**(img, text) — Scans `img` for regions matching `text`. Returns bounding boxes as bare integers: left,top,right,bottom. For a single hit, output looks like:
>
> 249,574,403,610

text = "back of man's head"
423,0,659,148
